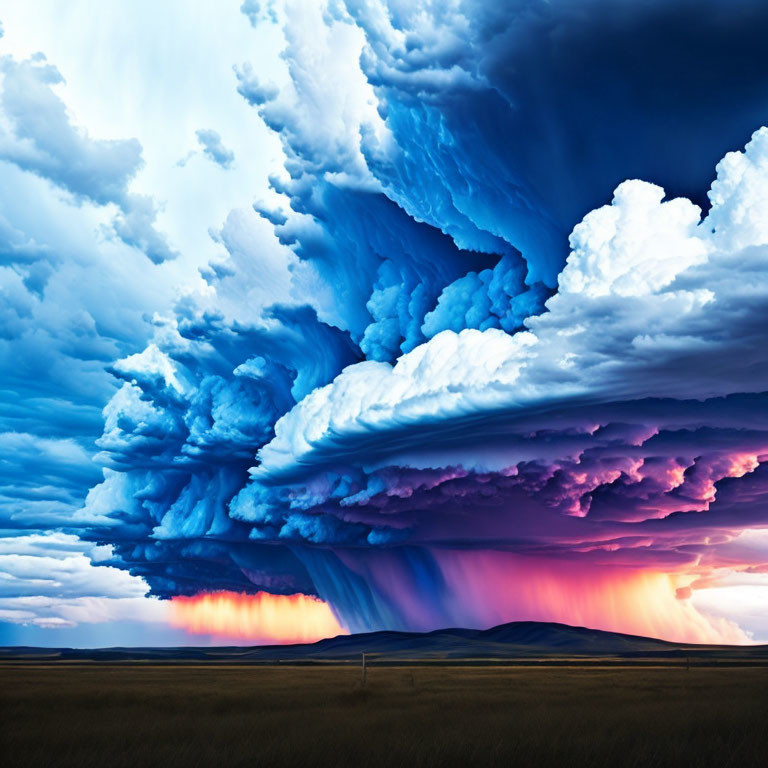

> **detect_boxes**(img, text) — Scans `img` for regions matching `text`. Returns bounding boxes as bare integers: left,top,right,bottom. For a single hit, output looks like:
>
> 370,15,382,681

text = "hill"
2,620,767,664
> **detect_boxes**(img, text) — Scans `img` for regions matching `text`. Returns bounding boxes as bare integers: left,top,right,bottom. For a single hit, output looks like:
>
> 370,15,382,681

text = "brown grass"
1,664,766,767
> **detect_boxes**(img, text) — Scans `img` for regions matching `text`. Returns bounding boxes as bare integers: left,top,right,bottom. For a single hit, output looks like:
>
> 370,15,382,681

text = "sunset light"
169,591,348,644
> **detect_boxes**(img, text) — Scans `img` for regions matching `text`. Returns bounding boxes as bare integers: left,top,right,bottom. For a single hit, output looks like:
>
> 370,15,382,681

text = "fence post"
362,652,367,687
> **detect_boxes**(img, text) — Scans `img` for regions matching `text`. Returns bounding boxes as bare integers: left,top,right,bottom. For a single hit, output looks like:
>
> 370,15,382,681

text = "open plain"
2,664,767,768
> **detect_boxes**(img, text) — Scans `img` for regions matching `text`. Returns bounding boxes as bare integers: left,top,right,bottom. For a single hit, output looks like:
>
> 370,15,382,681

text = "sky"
1,0,768,647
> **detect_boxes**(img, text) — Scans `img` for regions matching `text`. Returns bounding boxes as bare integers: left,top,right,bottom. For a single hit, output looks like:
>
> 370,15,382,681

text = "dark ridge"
2,621,767,663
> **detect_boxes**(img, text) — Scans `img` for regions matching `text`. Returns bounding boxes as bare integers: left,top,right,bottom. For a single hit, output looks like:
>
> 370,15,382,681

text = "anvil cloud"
2,0,768,645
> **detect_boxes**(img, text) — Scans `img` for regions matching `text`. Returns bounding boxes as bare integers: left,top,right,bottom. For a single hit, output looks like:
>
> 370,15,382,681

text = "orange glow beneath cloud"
434,550,751,645
169,591,347,644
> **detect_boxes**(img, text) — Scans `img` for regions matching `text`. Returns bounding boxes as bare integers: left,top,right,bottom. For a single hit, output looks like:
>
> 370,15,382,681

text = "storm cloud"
4,0,768,642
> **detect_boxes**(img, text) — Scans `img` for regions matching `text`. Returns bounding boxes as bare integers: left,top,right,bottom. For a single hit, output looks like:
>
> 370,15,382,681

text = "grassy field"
2,664,767,767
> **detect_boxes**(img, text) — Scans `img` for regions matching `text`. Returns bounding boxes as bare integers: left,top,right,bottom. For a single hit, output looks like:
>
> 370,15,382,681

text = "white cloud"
258,0,391,189
691,583,768,644
0,595,168,628
255,128,768,479
0,0,288,281
112,344,183,393
0,532,166,629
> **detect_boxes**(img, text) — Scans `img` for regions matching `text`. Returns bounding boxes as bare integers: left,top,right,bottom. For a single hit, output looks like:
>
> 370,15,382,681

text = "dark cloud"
351,0,768,283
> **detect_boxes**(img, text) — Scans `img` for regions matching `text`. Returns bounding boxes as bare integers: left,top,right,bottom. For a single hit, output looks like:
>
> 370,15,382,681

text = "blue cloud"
234,62,278,106
6,0,768,641
240,0,277,27
0,55,142,204
195,129,235,169
0,49,178,544
0,54,177,263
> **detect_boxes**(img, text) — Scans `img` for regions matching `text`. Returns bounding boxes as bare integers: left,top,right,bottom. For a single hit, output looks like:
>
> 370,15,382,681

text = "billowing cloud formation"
225,129,768,640
0,39,186,545
257,130,768,476
6,0,768,644
86,120,768,642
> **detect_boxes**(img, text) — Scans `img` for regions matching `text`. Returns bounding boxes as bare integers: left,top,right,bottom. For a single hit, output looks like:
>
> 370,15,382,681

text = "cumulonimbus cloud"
7,0,768,642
